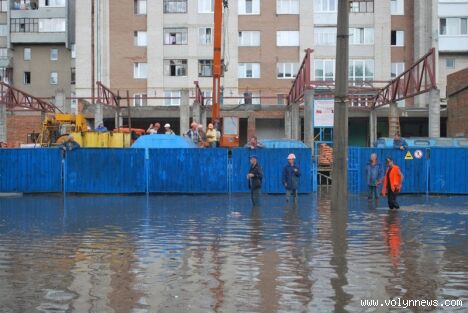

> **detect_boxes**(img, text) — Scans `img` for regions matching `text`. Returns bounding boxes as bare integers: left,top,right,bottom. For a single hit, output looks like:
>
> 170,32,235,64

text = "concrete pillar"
114,109,123,129
369,109,377,146
284,107,292,139
247,114,256,140
180,89,190,135
291,103,301,140
54,90,70,113
94,104,103,129
0,104,6,143
200,106,207,128
428,88,441,138
192,101,201,125
304,89,315,151
388,102,399,137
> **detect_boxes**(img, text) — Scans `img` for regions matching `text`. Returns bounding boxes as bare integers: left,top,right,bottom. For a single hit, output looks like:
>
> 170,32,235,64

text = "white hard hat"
287,153,296,160
164,123,171,128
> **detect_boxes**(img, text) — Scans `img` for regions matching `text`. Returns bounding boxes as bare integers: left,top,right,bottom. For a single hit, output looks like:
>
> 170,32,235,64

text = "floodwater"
0,192,467,313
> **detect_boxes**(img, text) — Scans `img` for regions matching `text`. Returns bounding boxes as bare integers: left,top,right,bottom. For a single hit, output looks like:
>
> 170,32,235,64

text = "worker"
215,127,221,147
147,122,160,134
95,123,108,132
282,153,301,204
247,155,263,206
62,135,80,153
244,136,265,149
206,123,217,148
365,153,384,201
185,122,200,145
197,124,207,147
393,132,408,150
164,123,175,135
382,157,404,210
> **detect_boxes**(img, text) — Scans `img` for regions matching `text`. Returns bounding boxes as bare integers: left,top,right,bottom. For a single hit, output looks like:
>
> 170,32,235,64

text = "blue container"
132,135,197,148
260,139,308,149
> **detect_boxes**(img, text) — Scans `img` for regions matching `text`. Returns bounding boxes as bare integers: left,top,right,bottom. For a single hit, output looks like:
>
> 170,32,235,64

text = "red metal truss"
96,81,120,107
0,81,60,113
194,81,205,106
373,48,437,109
288,48,314,105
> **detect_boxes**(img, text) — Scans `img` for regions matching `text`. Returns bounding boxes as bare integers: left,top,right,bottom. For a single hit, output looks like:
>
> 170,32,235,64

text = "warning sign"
414,150,423,159
404,151,414,160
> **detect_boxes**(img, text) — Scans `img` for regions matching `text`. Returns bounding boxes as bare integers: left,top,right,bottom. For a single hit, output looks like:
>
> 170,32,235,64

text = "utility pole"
331,0,349,210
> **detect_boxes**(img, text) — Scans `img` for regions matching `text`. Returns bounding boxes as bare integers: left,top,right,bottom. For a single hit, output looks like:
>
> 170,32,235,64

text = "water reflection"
0,192,467,312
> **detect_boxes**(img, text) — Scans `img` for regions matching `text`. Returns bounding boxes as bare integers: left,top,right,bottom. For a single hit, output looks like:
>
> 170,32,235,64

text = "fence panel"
148,148,229,193
231,148,312,193
65,148,146,193
430,148,468,194
0,148,62,193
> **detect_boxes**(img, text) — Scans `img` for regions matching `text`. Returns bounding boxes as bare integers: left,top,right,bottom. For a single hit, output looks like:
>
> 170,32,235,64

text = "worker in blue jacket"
282,153,301,204
393,133,408,150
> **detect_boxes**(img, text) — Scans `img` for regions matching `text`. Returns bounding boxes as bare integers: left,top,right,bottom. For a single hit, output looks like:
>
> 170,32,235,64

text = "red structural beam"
288,48,314,105
373,48,437,109
0,81,60,113
194,81,205,106
96,81,120,107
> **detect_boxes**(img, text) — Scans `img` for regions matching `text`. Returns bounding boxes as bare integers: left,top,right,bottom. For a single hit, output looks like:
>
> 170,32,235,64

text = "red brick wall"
6,113,43,147
447,68,468,138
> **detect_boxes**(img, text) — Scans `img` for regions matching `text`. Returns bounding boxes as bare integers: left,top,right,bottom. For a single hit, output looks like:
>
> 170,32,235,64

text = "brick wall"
6,113,43,147
447,68,468,138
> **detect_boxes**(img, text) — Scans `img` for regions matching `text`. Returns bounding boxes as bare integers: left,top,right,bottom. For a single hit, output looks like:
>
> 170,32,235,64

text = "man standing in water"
382,157,404,210
282,153,301,205
247,155,263,206
365,153,384,201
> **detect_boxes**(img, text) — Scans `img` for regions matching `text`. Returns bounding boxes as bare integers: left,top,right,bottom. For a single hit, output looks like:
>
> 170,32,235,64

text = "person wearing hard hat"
282,153,301,204
164,123,175,135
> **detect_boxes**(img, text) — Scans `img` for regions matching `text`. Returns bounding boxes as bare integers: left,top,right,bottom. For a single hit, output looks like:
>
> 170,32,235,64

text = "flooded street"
0,192,467,313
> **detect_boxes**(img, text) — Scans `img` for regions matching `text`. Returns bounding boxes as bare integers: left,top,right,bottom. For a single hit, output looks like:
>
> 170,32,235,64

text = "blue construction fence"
0,148,316,194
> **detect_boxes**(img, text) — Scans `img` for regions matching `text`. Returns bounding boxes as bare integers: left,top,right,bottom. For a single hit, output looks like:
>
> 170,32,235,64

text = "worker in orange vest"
382,157,404,210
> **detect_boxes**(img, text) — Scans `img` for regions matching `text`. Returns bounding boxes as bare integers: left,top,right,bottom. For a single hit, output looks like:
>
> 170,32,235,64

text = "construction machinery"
37,113,88,146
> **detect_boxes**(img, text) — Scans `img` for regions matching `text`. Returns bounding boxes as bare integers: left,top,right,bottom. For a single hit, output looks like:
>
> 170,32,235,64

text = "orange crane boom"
211,0,225,123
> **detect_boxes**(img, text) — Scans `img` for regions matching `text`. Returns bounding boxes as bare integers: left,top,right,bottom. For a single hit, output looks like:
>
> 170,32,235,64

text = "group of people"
146,122,175,135
185,122,221,147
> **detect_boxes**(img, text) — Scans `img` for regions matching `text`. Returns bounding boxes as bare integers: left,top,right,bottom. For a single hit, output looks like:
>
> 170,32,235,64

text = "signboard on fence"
314,99,334,127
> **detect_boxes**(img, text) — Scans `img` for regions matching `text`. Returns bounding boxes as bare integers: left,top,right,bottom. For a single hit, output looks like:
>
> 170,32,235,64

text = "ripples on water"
0,192,466,313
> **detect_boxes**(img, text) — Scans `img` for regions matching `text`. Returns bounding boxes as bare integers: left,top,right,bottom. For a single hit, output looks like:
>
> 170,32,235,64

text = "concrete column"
388,102,399,137
369,109,377,146
94,104,103,129
291,103,301,140
200,106,208,127
247,114,256,140
0,104,6,143
284,107,292,139
428,88,441,138
192,101,201,125
180,89,190,135
114,109,123,129
304,89,315,151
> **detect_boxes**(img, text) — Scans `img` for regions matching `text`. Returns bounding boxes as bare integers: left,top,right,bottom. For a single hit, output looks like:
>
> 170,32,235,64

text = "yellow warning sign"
404,151,413,160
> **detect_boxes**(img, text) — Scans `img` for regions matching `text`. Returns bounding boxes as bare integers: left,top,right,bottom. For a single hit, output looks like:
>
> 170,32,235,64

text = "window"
41,0,66,7
134,0,147,15
390,0,404,15
391,30,404,46
440,18,468,35
350,27,374,45
350,0,374,13
314,0,336,12
50,48,58,61
133,62,148,79
238,63,260,78
0,0,7,12
50,72,58,85
134,31,147,46
349,59,374,81
277,94,286,105
239,0,260,15
198,60,213,77
10,18,38,32
24,48,31,60
39,18,66,32
164,90,181,105
164,0,187,13
134,94,147,106
277,63,299,79
391,62,405,78
71,92,77,111
314,59,335,81
71,44,76,59
241,92,260,105
198,0,214,13
0,25,7,36
164,28,188,45
199,27,212,45
164,59,187,76
0,48,7,59
276,31,299,46
277,0,299,14
314,27,337,45
239,31,260,46
446,58,455,69
71,67,76,84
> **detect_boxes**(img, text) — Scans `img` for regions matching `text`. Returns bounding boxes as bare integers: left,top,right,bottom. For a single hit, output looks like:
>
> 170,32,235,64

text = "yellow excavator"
37,113,88,147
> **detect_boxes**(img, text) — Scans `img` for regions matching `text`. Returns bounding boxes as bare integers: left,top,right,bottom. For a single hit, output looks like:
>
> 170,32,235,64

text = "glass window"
50,72,58,85
41,0,66,8
277,0,299,14
134,0,147,15
239,31,261,46
198,60,213,77
445,58,455,69
134,94,147,106
350,27,374,44
134,31,147,47
0,48,7,59
50,48,58,61
24,72,31,85
239,0,260,15
314,59,335,81
391,30,404,46
164,28,188,45
0,1,8,12
277,63,299,79
349,59,374,81
314,0,337,12
164,90,181,105
198,0,214,13
350,0,374,13
238,63,260,78
24,48,31,61
390,0,404,15
314,27,337,45
71,44,76,59
38,18,66,32
164,59,188,76
276,31,300,46
391,62,405,78
133,62,148,79
164,0,187,13
71,67,75,84
199,27,212,45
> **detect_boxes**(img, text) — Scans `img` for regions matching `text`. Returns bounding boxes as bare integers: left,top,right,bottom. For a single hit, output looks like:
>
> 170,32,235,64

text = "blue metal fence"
0,148,62,193
429,148,468,194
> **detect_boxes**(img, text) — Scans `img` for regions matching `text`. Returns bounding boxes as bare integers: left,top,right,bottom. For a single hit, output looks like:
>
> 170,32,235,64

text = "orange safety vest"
382,165,402,193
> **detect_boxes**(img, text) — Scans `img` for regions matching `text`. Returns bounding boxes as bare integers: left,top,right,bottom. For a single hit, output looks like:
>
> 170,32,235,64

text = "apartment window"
50,72,58,85
133,62,148,79
239,31,260,46
314,0,336,12
198,60,213,77
446,58,455,69
23,48,31,60
164,90,181,105
238,63,260,78
134,31,147,47
390,0,404,15
391,30,404,46
391,62,405,78
0,1,8,13
71,67,76,84
71,44,76,59
164,59,187,76
50,48,58,61
198,0,214,13
239,0,260,15
134,94,147,106
0,48,7,59
0,25,7,36
277,31,299,46
277,63,299,79
10,18,39,32
314,59,335,81
277,94,286,105
38,18,66,32
199,27,212,45
164,28,188,45
349,59,374,81
71,92,77,111
24,72,31,84
277,0,299,14
350,0,374,13
314,27,337,45
350,27,374,45
134,0,147,15
164,0,187,13
440,18,468,36
42,0,66,7
241,92,260,105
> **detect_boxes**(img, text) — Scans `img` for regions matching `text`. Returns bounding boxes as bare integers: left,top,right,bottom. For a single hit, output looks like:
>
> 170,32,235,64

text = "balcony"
439,35,468,52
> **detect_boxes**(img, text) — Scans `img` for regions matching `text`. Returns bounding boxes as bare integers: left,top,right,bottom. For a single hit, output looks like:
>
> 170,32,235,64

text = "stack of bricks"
447,68,468,138
6,113,43,147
